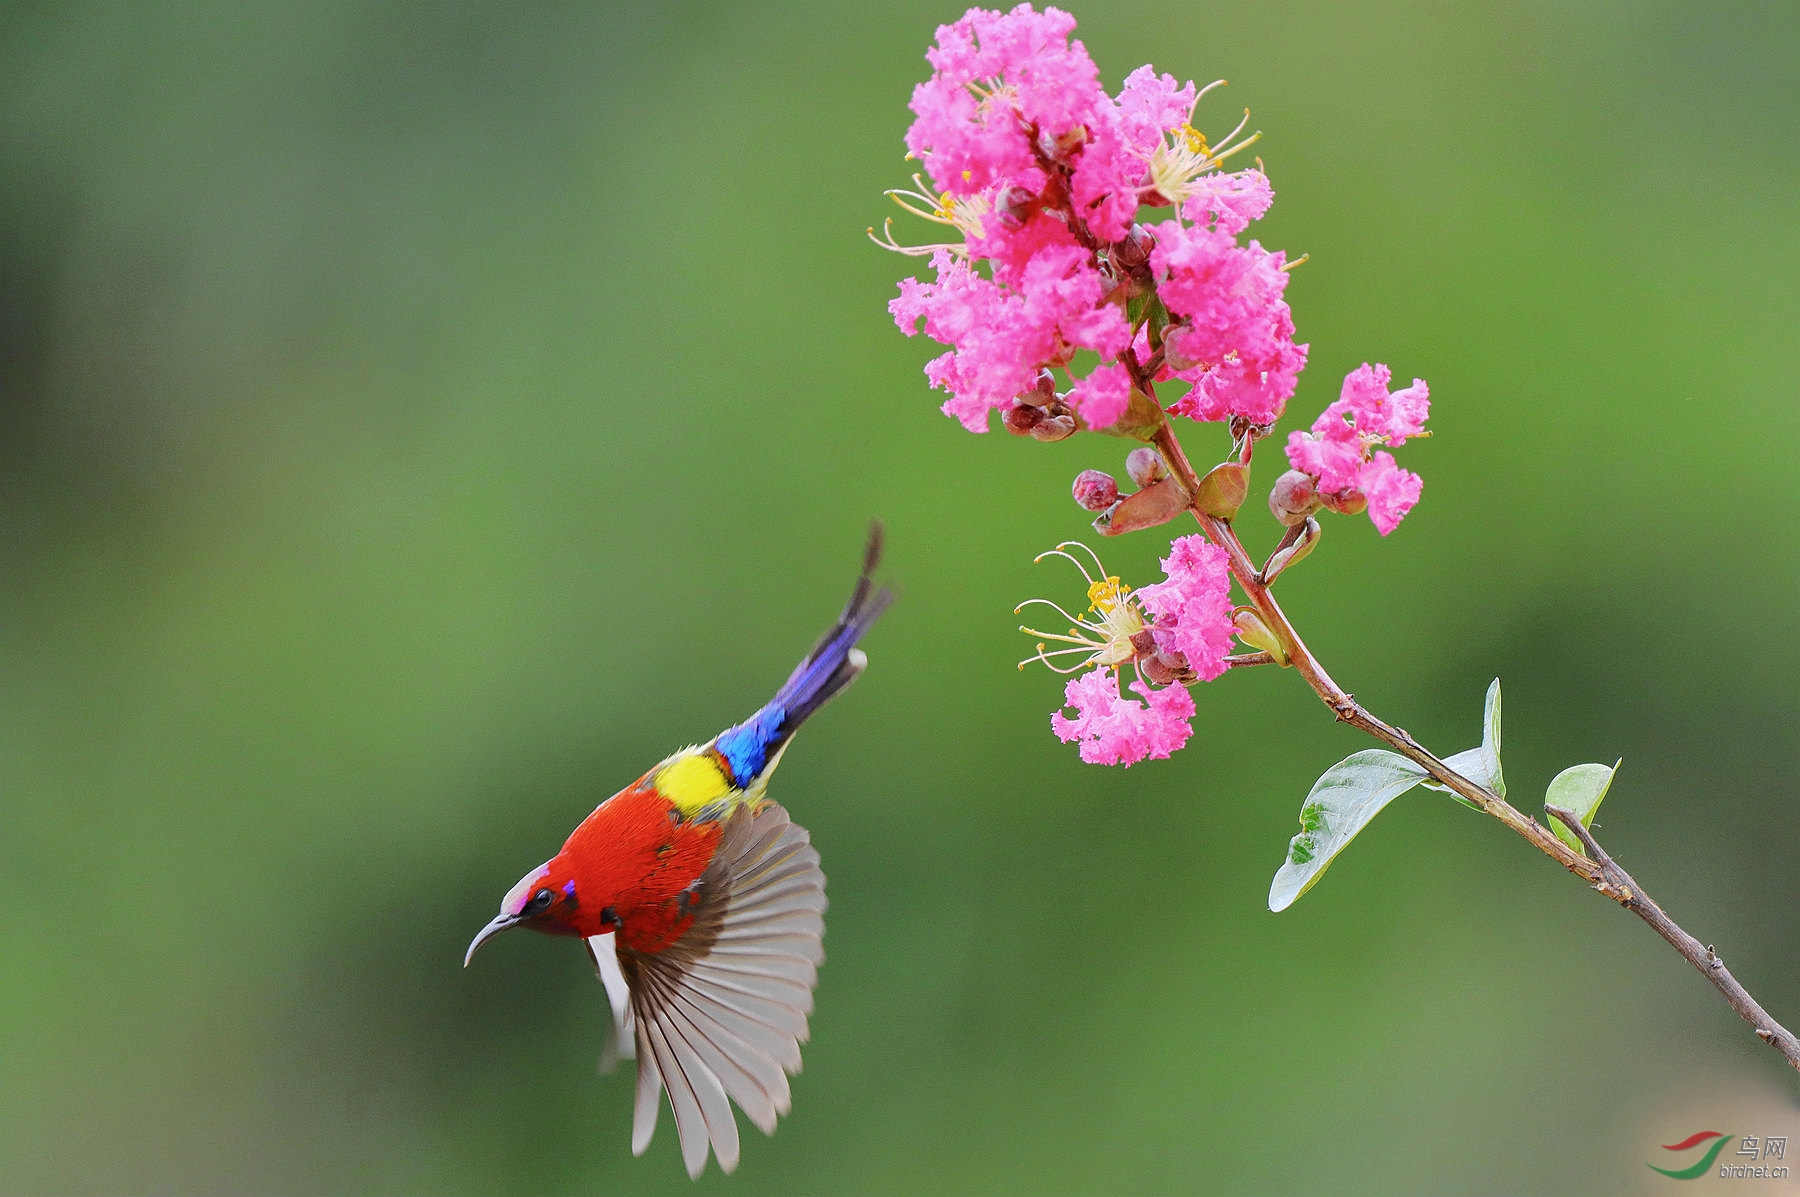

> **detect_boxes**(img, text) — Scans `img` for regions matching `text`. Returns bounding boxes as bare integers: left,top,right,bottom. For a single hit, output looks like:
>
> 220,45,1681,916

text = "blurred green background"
2,2,1797,1193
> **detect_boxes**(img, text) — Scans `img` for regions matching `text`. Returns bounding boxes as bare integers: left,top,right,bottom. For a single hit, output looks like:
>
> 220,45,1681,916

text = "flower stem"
1146,419,1800,1072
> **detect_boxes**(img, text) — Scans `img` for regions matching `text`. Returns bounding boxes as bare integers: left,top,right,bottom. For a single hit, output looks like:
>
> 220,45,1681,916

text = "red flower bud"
1030,414,1077,442
1161,327,1201,372
1269,469,1322,525
997,184,1039,230
1002,403,1044,436
1072,469,1120,511
1139,654,1180,685
1318,488,1368,516
1125,447,1166,487
1110,224,1156,270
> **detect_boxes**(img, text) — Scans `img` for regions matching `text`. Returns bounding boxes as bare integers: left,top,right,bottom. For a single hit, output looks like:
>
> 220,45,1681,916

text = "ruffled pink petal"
1285,426,1364,494
1180,168,1273,235
1134,534,1234,681
1051,668,1193,766
1066,362,1133,430
1359,451,1422,535
1330,363,1430,444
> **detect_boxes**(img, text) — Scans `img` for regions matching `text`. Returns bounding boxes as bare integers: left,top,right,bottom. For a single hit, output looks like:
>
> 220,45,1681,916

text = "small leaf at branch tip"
1546,760,1621,856
1194,461,1250,520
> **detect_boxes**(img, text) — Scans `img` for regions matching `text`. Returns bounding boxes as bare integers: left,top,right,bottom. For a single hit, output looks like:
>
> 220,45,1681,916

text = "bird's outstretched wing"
615,802,826,1178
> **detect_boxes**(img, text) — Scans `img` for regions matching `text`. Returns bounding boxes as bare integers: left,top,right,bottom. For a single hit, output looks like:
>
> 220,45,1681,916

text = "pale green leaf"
1546,760,1621,854
1423,678,1503,808
1270,749,1429,912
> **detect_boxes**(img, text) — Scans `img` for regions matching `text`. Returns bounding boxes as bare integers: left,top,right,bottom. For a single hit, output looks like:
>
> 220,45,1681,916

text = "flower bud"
1030,414,1077,442
1110,224,1156,270
1232,608,1290,666
1160,328,1201,372
1269,469,1321,526
1128,629,1157,655
1003,402,1044,436
997,184,1039,230
1025,368,1057,406
1139,653,1181,686
1037,125,1088,163
1124,447,1166,487
1071,469,1120,511
1318,488,1367,516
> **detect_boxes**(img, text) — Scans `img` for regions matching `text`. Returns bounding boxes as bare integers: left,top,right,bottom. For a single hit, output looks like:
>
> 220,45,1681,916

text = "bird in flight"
465,526,891,1177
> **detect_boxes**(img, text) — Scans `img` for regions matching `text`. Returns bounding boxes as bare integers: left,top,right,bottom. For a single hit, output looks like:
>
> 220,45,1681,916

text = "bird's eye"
528,888,555,912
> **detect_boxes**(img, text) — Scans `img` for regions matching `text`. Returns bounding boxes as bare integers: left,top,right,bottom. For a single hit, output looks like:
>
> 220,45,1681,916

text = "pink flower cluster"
887,4,1305,434
1048,535,1231,766
1052,671,1194,765
1285,363,1430,534
1134,535,1234,681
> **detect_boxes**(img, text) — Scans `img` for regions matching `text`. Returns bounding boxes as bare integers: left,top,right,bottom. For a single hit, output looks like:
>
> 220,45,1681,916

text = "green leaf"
1126,289,1153,329
1269,749,1429,912
1146,297,1170,351
1423,678,1502,809
1546,760,1621,855
1092,386,1166,442
1193,461,1249,520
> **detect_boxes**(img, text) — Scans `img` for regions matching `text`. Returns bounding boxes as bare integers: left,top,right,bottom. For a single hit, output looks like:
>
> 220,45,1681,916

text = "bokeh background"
2,2,1797,1193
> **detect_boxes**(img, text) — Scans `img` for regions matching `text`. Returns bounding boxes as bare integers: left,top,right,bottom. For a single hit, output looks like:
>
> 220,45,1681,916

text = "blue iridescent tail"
714,524,891,786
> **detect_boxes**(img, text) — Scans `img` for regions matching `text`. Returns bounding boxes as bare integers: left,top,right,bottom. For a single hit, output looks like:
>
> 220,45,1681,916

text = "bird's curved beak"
463,912,525,967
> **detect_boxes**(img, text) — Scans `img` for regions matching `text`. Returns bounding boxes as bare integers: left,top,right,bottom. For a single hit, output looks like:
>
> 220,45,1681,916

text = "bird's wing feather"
585,932,635,1073
618,802,826,1177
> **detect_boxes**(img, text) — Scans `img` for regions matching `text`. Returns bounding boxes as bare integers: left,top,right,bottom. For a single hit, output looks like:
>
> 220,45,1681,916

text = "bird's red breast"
555,773,725,953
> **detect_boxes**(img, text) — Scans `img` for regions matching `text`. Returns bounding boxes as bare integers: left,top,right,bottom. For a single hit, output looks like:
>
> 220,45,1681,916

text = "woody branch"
1138,405,1800,1073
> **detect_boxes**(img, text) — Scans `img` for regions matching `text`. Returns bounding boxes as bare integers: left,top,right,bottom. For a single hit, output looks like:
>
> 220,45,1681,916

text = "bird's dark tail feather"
774,522,892,730
713,524,890,786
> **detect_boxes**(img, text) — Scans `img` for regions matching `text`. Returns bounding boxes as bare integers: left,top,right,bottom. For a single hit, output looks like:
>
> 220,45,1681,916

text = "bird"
464,525,891,1178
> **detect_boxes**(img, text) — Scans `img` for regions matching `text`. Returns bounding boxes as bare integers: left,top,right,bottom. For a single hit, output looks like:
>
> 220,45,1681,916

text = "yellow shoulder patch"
656,752,732,817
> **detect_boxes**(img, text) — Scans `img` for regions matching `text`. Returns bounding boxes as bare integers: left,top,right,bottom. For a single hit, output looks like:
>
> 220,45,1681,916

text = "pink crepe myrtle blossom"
1284,363,1430,534
906,5,1101,199
1066,362,1133,429
1050,668,1195,765
1133,534,1234,682
1358,451,1423,536
1019,538,1234,765
884,4,1297,434
890,245,1130,431
1153,224,1308,426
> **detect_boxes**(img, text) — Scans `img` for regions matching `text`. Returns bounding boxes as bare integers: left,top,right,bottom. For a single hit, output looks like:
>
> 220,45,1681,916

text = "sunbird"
465,527,890,1178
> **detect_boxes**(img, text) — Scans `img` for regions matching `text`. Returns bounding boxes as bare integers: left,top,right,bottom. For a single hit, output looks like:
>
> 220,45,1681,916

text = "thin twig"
1546,806,1800,1063
1142,417,1800,1072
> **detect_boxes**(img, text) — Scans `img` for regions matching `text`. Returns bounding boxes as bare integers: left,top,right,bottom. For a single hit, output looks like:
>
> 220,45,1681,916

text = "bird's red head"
463,856,606,965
